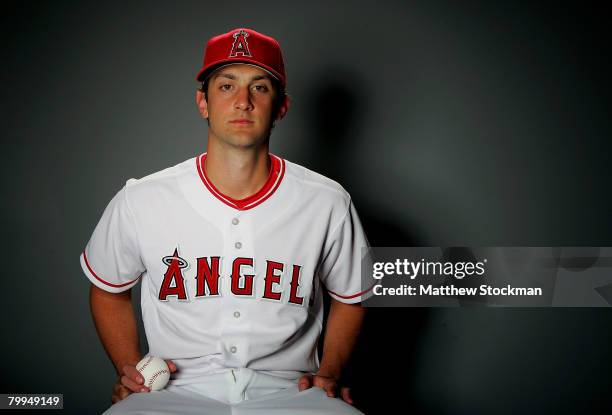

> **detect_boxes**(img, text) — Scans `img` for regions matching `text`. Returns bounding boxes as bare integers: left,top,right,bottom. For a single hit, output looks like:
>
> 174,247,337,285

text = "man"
81,28,371,414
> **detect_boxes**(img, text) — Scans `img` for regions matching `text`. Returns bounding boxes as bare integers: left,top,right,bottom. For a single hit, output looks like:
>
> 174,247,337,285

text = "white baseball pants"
103,368,364,414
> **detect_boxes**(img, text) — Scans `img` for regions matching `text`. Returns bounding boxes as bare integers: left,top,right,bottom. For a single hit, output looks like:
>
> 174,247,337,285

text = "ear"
196,89,209,119
275,95,291,121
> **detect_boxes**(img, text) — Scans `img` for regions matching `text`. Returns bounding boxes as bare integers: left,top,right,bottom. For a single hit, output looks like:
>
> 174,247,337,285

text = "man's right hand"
111,360,177,404
111,363,149,404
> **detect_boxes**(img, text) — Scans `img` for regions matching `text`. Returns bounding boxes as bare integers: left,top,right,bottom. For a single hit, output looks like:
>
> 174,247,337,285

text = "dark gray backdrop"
2,1,611,414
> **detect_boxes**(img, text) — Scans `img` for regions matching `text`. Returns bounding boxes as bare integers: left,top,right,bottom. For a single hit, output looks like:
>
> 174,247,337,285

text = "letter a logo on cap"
229,30,252,58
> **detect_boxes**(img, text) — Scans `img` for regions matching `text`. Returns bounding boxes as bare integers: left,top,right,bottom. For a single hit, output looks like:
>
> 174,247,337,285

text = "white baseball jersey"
80,153,371,385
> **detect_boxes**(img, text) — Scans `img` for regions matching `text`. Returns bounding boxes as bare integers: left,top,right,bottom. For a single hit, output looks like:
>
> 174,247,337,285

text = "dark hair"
199,75,287,122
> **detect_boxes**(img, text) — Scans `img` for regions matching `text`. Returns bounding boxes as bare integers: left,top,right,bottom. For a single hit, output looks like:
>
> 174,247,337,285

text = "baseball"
136,356,170,391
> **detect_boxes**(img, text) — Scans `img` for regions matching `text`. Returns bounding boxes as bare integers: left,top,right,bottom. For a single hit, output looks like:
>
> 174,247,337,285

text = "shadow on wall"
305,67,431,414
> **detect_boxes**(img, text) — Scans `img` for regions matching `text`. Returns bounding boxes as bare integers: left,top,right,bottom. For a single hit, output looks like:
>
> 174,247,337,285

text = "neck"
204,140,271,200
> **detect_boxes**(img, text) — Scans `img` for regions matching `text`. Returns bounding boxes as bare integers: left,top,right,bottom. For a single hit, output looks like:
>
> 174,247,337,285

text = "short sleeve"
318,199,374,304
79,185,145,293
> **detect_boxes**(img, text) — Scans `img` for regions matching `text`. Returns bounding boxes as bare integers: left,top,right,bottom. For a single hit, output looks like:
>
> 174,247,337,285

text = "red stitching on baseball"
147,369,170,389
138,356,154,373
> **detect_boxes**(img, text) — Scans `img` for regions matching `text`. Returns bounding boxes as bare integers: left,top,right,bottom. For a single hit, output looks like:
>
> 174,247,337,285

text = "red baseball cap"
196,28,287,89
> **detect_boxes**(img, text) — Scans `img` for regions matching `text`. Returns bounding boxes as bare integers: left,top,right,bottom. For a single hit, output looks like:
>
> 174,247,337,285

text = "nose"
234,87,253,111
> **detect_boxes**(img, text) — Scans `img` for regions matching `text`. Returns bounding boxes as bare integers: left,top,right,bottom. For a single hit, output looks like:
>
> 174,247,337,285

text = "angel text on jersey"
158,248,306,306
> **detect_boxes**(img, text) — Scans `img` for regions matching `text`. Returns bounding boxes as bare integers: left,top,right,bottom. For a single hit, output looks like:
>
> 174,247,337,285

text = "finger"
119,387,132,400
165,360,178,372
112,385,132,403
121,375,150,393
341,387,354,405
312,375,333,389
324,382,337,398
297,374,313,391
123,365,145,384
113,382,126,397
312,377,326,389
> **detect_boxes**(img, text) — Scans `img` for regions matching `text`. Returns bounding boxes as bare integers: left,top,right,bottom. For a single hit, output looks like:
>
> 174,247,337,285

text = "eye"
252,84,269,93
220,84,233,91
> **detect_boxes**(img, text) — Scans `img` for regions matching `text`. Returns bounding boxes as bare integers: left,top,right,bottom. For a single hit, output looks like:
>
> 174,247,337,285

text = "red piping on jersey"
327,281,377,300
196,153,285,211
82,251,141,288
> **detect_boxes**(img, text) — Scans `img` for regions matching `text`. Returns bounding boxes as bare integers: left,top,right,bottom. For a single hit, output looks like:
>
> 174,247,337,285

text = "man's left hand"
297,373,354,405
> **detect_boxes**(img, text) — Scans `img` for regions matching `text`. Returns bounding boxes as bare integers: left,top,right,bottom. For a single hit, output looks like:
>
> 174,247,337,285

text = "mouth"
229,119,254,125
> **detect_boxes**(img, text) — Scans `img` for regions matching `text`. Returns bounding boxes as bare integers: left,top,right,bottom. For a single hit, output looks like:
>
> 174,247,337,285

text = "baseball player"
81,27,373,414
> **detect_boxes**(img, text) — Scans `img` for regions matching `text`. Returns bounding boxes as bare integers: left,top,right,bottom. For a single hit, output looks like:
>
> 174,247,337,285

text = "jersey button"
235,242,242,249
230,346,238,354
233,311,241,318
232,218,240,225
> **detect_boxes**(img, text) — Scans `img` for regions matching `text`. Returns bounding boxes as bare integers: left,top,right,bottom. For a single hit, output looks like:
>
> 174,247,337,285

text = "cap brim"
196,60,282,86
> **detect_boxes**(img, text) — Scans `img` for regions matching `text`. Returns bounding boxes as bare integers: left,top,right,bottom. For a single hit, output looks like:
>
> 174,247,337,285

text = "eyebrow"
213,73,273,82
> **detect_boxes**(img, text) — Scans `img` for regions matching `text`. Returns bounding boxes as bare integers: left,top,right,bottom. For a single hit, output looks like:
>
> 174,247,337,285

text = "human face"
197,64,284,149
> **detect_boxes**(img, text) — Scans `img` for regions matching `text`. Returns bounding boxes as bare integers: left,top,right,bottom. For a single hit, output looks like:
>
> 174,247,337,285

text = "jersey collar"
196,152,285,211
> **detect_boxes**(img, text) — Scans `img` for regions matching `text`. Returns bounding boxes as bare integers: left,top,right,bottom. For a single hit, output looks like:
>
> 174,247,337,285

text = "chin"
223,130,270,146
227,136,269,149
